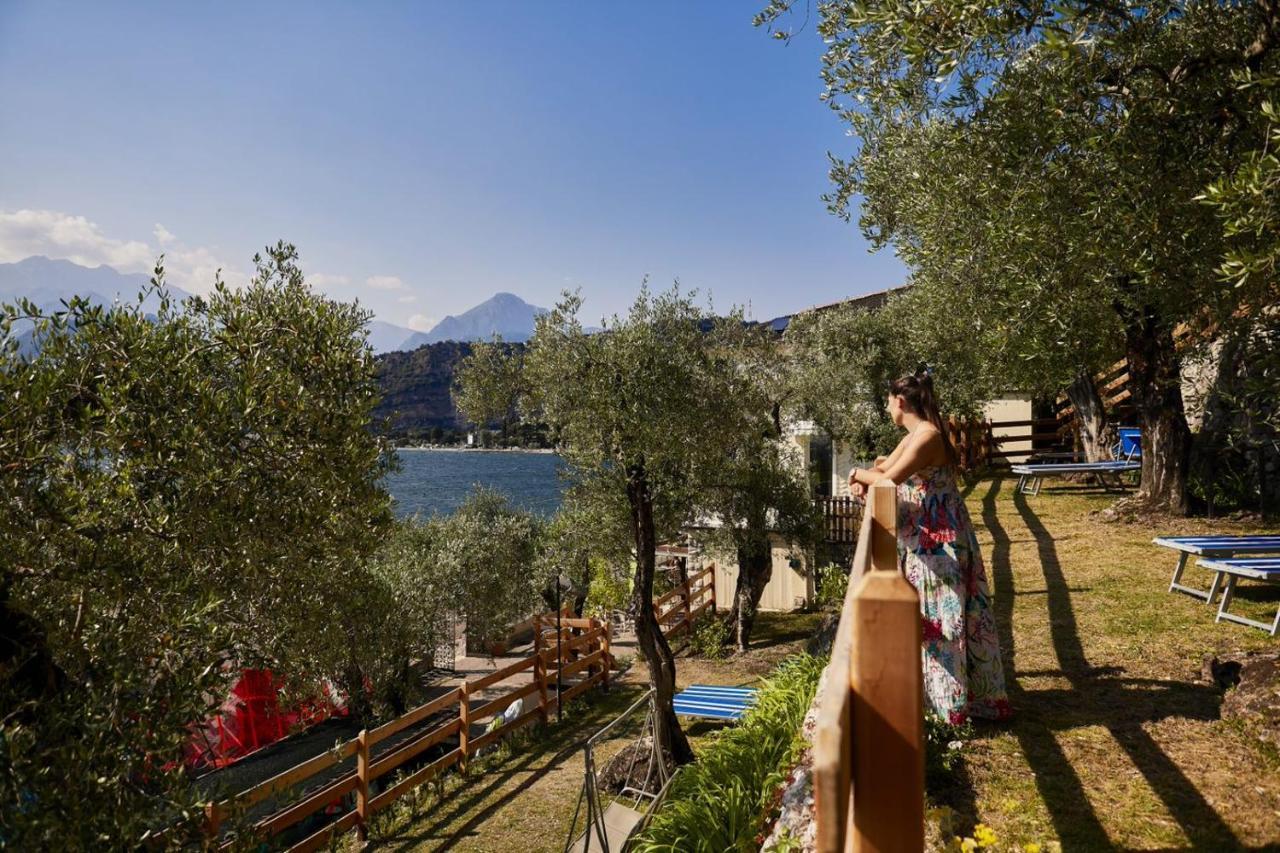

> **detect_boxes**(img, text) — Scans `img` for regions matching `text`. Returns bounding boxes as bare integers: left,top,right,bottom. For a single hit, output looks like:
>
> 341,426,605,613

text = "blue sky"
0,1,905,330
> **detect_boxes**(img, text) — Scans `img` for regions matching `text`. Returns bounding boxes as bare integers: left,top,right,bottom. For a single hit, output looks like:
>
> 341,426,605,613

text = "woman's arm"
851,429,943,487
849,435,909,495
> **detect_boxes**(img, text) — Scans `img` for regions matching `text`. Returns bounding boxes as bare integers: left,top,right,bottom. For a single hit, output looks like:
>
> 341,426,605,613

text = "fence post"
535,649,551,721
204,802,221,840
533,614,542,657
601,620,612,690
458,682,471,772
849,479,923,853
356,728,370,841
870,479,897,573
709,562,717,613
682,574,693,632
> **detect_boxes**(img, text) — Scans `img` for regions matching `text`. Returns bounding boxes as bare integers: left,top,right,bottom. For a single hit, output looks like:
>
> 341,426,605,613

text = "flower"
960,839,978,853
973,824,998,847
1024,845,1042,853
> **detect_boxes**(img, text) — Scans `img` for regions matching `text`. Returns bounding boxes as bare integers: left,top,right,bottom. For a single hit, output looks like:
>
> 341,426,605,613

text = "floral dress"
897,466,1011,724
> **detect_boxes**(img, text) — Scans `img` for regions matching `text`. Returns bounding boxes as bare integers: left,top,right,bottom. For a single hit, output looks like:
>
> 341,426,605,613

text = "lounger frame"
1012,461,1140,496
1195,557,1280,635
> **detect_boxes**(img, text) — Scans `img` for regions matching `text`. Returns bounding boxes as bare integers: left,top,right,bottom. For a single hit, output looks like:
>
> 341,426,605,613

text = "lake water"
385,449,566,518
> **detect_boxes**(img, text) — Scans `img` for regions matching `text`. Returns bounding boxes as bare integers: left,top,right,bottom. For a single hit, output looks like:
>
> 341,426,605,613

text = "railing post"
356,728,370,841
850,479,923,853
870,479,898,573
710,562,717,613
458,682,471,772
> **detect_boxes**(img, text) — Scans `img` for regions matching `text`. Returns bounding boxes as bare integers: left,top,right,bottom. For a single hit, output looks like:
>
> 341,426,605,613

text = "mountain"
400,292,546,348
0,255,190,312
1,256,194,356
366,319,418,354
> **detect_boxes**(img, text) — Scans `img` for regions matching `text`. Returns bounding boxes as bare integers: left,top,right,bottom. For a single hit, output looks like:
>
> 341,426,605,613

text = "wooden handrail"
812,479,924,852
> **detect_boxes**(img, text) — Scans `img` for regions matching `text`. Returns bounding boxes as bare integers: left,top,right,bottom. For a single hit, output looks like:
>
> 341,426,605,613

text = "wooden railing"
206,624,611,852
812,479,924,852
652,564,716,640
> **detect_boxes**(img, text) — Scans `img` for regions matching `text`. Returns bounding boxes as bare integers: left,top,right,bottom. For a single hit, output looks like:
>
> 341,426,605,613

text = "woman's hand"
848,469,868,498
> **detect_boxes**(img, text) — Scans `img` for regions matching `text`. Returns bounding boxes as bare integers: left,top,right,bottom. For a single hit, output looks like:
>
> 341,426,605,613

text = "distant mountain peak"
400,292,547,349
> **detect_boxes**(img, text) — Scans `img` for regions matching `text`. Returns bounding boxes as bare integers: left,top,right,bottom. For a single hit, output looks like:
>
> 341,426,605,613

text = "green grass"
933,476,1280,851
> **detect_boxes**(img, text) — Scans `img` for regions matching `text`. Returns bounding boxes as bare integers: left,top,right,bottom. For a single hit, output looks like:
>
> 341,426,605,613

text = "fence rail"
812,479,924,852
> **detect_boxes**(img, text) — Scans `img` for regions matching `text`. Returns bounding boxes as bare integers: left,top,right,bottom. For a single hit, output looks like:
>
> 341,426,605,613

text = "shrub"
632,654,825,853
690,614,731,659
815,565,850,608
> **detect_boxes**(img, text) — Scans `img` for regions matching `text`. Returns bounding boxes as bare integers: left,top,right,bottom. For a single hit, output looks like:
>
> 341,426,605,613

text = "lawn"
366,610,824,852
940,476,1280,851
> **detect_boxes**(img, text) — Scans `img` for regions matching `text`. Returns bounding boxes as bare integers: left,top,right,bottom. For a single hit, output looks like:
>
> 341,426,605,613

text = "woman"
848,369,1011,724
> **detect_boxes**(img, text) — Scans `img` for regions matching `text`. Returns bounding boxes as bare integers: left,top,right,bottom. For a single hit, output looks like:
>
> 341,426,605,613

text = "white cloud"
153,223,176,246
309,273,351,288
365,275,405,291
0,208,154,274
0,208,245,295
397,293,417,304
408,313,436,332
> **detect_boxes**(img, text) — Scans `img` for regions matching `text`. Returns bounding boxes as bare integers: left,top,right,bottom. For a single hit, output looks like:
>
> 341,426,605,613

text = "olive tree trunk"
1120,301,1192,515
626,468,694,765
729,537,773,653
1065,371,1111,462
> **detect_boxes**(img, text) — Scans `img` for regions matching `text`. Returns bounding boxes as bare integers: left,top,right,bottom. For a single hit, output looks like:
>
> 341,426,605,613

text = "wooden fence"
205,623,612,852
812,479,924,852
203,570,717,852
818,495,862,544
652,564,716,639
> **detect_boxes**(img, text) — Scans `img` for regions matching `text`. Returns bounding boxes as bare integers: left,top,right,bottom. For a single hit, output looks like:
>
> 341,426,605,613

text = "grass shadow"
1008,486,1239,851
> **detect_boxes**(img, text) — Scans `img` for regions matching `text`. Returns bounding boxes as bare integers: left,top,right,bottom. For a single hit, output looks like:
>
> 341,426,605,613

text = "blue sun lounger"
1194,557,1280,635
672,684,757,721
1154,535,1280,602
1011,460,1140,495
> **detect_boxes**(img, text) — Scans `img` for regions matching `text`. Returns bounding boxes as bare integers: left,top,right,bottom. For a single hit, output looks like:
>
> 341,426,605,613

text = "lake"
385,449,566,518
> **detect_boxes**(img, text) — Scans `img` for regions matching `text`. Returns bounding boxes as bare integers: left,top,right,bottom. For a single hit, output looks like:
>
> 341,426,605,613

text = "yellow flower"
973,824,998,847
960,838,978,853
1024,845,1042,853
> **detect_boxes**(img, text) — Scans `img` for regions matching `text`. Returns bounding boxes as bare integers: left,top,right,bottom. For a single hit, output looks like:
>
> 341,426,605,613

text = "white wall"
704,533,814,612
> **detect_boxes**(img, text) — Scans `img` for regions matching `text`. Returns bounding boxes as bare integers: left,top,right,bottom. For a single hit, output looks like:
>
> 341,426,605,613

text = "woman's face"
888,393,905,426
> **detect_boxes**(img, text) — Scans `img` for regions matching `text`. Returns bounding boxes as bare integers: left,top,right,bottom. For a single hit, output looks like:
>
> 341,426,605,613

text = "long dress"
896,465,1012,724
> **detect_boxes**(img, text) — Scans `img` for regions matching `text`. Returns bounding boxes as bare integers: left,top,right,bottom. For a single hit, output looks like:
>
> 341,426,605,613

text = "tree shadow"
972,481,1242,850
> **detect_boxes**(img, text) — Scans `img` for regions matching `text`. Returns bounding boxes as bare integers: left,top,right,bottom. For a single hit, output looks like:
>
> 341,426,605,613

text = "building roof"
761,284,911,335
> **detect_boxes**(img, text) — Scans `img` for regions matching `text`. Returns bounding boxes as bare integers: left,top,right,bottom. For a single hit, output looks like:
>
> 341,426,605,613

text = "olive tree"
759,0,1280,512
456,288,747,764
0,244,393,846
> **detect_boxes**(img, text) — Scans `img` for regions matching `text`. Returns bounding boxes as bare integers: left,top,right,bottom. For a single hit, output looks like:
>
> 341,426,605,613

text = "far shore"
392,444,557,454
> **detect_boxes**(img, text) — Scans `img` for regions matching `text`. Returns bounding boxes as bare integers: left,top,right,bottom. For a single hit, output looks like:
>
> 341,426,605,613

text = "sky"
0,1,906,331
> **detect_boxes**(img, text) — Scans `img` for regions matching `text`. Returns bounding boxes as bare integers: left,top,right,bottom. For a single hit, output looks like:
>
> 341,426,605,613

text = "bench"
1154,535,1280,602
1194,557,1280,635
672,684,757,721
